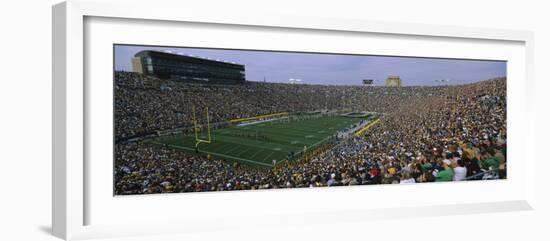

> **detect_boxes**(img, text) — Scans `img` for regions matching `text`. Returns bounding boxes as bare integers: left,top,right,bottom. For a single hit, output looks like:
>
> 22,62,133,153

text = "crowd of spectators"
114,71,506,195
116,71,448,140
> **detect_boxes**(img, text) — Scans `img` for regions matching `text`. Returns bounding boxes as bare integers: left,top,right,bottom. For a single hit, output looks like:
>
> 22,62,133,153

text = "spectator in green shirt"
481,149,499,170
435,159,454,182
421,162,433,172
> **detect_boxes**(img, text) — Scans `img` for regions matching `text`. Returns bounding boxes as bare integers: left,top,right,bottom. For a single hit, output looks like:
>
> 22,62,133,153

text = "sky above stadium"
114,45,506,86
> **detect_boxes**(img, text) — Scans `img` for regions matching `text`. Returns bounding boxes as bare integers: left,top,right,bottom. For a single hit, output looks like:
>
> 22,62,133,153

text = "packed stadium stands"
114,71,506,194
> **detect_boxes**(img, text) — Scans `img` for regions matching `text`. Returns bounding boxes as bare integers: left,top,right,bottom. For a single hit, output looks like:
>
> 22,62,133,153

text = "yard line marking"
212,134,295,153
262,151,275,162
150,141,273,166
293,134,333,157
212,134,297,150
249,149,264,159
225,144,243,155
210,141,230,151
236,146,251,156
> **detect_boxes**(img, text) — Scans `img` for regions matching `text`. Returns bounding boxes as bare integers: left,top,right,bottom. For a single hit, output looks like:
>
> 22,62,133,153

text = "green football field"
151,115,368,167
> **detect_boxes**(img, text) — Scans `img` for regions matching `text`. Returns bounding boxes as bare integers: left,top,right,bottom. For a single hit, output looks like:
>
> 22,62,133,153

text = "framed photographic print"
113,44,508,193
53,0,535,240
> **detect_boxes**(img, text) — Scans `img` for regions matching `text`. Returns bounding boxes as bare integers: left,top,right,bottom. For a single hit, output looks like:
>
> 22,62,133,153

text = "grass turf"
151,116,366,167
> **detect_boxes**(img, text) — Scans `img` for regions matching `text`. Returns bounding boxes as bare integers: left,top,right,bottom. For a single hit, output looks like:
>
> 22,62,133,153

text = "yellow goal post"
192,106,211,148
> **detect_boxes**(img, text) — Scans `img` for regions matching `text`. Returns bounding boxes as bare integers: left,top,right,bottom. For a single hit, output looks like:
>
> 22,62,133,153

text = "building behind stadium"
132,50,246,84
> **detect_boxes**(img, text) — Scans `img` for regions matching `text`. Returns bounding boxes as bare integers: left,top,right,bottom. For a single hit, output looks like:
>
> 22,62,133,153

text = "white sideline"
152,141,274,167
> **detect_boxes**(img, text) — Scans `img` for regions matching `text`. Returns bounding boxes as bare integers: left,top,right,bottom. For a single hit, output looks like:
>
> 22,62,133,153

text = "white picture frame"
52,0,535,240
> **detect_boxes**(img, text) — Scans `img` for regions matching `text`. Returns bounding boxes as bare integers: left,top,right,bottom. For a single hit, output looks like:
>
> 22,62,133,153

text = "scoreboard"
363,79,374,85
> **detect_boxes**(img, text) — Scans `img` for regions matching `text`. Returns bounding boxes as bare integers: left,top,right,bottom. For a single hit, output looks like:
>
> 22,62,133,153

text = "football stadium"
114,48,507,195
